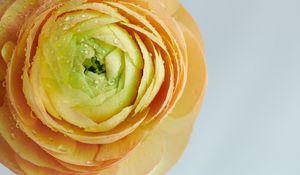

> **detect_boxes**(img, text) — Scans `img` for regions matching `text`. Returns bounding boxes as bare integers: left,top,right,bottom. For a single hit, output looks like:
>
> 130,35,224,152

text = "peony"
0,0,207,174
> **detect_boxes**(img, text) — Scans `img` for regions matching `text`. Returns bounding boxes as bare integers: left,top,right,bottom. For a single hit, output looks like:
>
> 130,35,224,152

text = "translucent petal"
115,130,164,175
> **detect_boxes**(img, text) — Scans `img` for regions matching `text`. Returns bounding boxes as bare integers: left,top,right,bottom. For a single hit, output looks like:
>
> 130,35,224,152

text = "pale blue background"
2,0,300,174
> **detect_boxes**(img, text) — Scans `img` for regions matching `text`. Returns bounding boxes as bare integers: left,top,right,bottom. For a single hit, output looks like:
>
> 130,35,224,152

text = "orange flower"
0,0,207,174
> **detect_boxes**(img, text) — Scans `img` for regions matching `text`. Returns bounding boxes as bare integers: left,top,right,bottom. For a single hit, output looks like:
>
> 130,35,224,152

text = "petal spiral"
0,0,207,174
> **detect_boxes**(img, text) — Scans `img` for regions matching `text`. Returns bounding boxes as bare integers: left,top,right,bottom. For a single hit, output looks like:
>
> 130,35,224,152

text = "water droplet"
31,129,37,135
10,133,16,139
102,50,106,54
86,161,93,165
15,122,20,129
113,38,120,44
81,14,87,18
57,145,67,152
62,25,69,31
64,16,71,21
67,129,74,134
84,50,89,55
108,79,115,86
2,81,6,88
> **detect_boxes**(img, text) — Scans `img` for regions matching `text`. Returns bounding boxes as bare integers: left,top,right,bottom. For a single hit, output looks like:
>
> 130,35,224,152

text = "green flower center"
35,11,143,123
83,56,106,75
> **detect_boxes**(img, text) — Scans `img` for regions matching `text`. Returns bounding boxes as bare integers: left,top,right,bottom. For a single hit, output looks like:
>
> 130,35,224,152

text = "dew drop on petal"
67,129,74,133
108,79,115,86
64,16,71,21
86,161,93,165
113,38,120,44
10,133,16,139
31,129,37,135
2,81,6,88
62,25,69,31
15,122,20,129
57,145,67,152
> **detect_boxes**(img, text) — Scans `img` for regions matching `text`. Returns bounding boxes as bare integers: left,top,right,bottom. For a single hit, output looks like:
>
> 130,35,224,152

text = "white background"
170,0,300,175
2,0,300,174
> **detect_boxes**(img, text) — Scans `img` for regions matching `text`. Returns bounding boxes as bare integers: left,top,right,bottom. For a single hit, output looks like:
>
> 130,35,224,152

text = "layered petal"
0,0,206,174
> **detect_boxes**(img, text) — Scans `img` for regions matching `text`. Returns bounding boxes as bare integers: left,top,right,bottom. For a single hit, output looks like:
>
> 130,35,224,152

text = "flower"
0,0,207,174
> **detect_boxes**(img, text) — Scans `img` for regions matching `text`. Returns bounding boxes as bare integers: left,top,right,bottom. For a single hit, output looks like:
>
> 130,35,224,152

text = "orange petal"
148,112,197,175
15,155,93,175
115,129,164,175
0,104,76,174
170,22,207,117
173,5,204,46
0,136,24,175
96,127,146,161
149,18,207,175
45,143,99,166
148,0,180,15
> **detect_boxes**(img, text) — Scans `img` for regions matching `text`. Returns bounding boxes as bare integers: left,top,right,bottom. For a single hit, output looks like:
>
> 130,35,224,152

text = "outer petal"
149,17,207,174
173,4,204,48
0,136,25,175
148,0,180,16
115,129,164,175
119,15,206,175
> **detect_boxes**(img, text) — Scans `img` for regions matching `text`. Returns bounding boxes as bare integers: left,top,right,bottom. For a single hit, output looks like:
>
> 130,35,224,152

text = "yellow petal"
1,41,15,63
84,106,133,133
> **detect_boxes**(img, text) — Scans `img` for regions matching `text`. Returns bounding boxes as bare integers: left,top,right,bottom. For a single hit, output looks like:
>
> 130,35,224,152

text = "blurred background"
170,0,300,175
2,0,300,174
